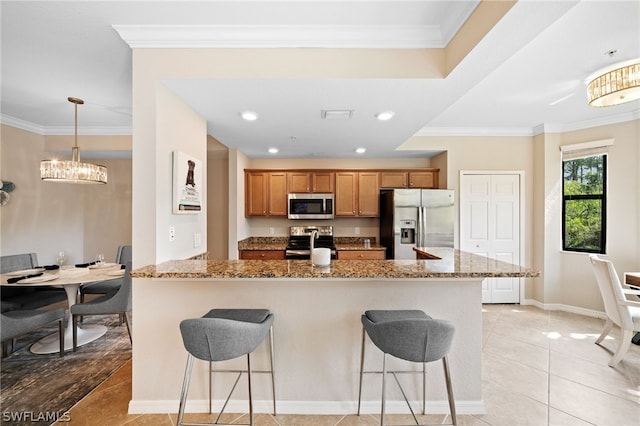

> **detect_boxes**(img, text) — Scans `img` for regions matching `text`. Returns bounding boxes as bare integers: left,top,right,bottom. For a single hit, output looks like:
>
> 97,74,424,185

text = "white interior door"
460,173,521,303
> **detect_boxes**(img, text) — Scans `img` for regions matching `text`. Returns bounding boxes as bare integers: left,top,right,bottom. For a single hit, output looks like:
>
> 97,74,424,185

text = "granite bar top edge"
131,249,540,280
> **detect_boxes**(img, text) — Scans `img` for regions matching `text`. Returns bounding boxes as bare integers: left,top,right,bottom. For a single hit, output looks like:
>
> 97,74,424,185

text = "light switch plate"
194,233,202,248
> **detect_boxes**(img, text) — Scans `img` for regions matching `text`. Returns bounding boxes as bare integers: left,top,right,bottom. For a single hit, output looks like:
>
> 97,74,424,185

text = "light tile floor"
57,304,639,425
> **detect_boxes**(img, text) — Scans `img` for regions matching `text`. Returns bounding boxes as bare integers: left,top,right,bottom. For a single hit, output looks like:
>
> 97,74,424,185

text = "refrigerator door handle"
419,206,426,248
417,206,423,247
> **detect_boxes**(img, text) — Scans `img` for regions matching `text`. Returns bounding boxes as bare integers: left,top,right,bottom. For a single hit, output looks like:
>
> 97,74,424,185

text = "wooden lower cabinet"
337,250,385,260
239,250,286,260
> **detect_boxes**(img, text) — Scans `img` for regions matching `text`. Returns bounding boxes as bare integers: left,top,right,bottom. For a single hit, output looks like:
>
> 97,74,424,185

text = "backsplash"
246,217,380,239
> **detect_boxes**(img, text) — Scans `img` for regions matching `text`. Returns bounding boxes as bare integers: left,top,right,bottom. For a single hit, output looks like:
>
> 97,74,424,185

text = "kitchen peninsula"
128,249,539,416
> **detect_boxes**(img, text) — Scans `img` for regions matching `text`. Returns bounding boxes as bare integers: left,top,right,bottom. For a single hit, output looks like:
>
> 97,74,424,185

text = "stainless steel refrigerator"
379,189,455,259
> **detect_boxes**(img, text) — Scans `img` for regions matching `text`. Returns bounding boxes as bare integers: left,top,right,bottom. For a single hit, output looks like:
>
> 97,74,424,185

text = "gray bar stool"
177,309,276,426
357,310,457,426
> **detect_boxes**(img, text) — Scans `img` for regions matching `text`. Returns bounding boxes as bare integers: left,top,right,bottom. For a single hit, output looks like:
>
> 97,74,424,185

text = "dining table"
1,263,125,354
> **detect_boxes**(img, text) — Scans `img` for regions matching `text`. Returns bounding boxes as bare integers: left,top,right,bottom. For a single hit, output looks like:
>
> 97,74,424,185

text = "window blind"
560,138,614,161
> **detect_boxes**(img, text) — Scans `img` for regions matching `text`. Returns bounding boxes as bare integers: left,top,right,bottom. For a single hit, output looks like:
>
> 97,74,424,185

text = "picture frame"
172,151,202,214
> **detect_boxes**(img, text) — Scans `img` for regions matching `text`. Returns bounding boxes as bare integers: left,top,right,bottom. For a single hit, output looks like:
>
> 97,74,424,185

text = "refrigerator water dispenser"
400,220,416,244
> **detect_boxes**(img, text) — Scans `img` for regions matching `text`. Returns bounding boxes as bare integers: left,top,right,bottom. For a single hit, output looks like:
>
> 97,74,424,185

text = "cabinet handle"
359,254,363,258
261,254,265,257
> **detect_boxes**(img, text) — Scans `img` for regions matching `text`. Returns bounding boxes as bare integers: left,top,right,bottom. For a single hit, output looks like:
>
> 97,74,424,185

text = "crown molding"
535,109,640,134
1,115,45,134
113,24,446,49
416,109,640,137
1,115,131,136
414,126,534,137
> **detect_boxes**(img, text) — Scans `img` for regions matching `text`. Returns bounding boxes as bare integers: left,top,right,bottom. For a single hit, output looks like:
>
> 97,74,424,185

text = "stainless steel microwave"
288,193,334,220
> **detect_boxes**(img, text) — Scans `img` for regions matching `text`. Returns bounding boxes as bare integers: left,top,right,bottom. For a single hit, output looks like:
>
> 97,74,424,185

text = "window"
562,154,607,253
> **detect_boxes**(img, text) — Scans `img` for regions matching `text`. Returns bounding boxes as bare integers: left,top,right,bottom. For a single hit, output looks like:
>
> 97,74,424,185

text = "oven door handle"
285,250,311,256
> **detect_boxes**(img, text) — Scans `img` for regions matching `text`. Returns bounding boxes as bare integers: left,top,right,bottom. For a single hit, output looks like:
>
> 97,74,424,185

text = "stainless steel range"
285,225,336,260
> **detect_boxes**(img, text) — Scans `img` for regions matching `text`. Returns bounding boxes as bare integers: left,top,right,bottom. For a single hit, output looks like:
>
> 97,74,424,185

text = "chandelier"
40,97,107,184
586,59,640,107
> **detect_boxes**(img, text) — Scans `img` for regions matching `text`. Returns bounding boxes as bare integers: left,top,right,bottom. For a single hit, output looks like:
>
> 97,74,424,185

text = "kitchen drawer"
239,250,286,260
337,250,385,260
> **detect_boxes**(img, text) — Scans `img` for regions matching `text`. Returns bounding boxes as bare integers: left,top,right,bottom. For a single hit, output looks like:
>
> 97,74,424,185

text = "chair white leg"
443,355,457,426
596,318,614,344
609,329,634,367
177,354,194,426
357,326,366,416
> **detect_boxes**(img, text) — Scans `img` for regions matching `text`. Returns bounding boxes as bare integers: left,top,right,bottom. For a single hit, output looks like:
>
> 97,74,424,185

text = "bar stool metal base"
207,326,277,422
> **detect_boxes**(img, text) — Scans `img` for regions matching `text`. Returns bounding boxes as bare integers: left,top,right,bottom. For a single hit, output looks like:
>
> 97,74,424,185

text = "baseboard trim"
128,399,486,415
520,298,607,319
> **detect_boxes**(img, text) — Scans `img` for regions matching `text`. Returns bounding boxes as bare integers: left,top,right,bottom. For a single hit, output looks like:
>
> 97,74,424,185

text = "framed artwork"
173,151,202,214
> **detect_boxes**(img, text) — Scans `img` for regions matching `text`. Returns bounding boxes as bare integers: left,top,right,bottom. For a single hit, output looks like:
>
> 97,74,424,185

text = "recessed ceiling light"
376,111,395,121
355,148,366,154
268,147,279,154
241,111,258,121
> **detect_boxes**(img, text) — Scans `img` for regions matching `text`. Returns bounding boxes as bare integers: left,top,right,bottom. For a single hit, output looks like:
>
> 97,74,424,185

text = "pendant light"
40,97,108,184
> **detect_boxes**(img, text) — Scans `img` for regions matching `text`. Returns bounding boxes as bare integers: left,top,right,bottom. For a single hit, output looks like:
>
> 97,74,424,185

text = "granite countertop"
131,248,540,280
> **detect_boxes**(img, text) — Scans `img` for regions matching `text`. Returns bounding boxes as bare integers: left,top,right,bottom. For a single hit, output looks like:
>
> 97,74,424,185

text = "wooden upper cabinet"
246,168,437,217
288,172,311,193
245,171,287,217
335,172,357,216
245,172,268,216
380,171,408,188
358,172,379,217
408,171,438,189
268,172,288,216
335,171,379,217
312,172,334,193
380,170,439,189
288,172,334,193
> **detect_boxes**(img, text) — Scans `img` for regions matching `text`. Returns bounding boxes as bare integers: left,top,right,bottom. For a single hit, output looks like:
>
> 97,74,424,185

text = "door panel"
461,173,521,304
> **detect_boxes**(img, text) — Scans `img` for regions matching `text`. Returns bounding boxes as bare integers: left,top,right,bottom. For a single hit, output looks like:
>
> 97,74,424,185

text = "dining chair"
589,254,640,367
1,308,66,357
70,262,132,350
80,245,132,302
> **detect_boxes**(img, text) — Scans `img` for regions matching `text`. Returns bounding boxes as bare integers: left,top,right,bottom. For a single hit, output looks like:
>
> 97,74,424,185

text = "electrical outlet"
194,233,202,248
169,226,176,242
269,227,275,235
355,227,360,235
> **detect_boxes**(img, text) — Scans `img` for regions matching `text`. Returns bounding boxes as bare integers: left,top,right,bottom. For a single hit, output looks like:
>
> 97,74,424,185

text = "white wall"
541,121,640,312
154,85,207,263
0,124,131,265
401,120,640,313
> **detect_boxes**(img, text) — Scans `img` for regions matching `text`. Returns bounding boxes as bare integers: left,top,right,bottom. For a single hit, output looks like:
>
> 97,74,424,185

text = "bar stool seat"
177,308,275,426
357,309,457,426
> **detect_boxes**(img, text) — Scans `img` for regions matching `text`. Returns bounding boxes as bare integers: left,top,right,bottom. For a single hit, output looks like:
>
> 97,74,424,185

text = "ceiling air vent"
321,109,353,120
